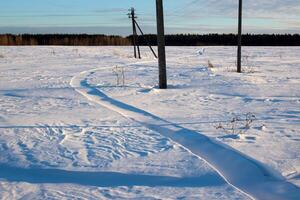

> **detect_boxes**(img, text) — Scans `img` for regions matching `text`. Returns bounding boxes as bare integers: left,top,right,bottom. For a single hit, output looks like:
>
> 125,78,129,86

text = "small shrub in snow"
244,112,256,129
208,60,214,69
112,65,125,86
198,48,205,55
242,55,256,73
215,112,256,135
233,55,256,73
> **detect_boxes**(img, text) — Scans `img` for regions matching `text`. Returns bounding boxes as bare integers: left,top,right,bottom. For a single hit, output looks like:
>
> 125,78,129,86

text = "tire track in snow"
70,61,300,200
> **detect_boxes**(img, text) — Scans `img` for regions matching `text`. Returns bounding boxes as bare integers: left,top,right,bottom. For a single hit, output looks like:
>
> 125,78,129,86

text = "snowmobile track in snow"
70,61,300,200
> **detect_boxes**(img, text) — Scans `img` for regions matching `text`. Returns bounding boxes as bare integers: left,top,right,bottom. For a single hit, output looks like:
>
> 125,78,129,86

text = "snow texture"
0,46,300,199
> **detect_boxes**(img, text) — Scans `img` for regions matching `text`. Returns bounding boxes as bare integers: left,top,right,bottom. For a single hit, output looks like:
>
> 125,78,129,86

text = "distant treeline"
1,33,300,46
0,34,131,46
135,34,300,46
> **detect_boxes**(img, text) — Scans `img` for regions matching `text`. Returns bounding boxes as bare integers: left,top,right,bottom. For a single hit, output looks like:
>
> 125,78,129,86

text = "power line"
0,14,125,18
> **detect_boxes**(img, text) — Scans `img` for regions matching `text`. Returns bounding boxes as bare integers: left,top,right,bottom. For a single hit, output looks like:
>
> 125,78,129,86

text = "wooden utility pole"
156,0,167,89
129,8,141,59
237,0,243,73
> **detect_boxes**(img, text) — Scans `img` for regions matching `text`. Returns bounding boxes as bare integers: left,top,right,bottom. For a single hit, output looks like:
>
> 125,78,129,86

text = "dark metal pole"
237,0,243,73
156,0,167,89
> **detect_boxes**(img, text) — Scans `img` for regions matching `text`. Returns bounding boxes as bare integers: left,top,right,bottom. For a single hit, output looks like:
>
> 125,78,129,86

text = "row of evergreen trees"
133,34,300,46
0,34,130,46
0,33,299,46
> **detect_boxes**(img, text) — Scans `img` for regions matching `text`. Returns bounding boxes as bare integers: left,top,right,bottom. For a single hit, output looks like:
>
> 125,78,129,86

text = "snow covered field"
0,46,299,199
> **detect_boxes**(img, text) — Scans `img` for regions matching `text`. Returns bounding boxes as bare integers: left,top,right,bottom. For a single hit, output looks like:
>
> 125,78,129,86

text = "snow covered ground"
0,46,299,199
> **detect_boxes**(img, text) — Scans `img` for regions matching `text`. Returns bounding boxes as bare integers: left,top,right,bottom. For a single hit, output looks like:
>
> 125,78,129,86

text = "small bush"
198,48,205,55
215,112,256,135
233,55,256,73
112,65,125,86
208,60,214,68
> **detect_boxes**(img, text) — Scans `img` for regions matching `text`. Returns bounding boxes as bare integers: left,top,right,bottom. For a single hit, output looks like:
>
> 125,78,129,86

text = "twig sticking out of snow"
208,60,214,69
112,65,125,86
198,48,205,55
215,112,256,135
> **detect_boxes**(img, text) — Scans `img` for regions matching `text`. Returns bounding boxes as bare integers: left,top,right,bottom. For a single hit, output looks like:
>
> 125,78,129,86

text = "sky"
0,0,300,35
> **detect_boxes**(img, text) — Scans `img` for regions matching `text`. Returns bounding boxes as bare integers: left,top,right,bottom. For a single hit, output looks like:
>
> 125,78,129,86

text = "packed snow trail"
70,64,300,200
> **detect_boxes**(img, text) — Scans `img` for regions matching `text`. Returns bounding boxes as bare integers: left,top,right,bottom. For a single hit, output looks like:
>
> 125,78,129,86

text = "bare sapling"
208,60,214,68
215,112,256,135
112,65,125,86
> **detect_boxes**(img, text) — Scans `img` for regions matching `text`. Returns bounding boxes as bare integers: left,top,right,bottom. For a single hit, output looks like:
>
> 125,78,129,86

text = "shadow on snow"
77,77,300,200
0,164,225,188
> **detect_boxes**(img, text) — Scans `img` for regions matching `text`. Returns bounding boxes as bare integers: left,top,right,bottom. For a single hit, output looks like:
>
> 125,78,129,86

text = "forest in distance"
0,33,300,46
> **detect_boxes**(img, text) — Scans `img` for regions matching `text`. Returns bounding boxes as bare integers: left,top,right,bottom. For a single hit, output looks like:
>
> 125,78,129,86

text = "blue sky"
0,0,299,35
